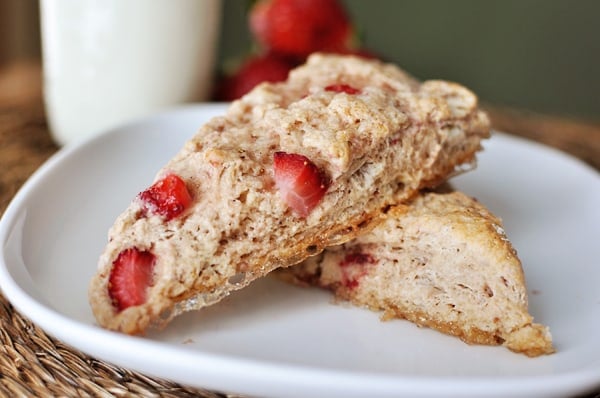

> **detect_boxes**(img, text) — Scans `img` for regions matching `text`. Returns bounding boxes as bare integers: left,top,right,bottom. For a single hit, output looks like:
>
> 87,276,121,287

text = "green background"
218,0,600,122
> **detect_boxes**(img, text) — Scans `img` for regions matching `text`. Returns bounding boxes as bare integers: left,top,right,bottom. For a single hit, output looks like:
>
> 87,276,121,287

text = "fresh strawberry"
108,248,155,311
139,173,192,221
325,84,361,95
273,151,329,217
249,0,352,59
215,53,295,101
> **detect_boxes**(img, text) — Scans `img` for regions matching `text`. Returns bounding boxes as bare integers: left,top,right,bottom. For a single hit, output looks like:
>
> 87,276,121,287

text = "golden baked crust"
89,54,489,334
279,191,554,357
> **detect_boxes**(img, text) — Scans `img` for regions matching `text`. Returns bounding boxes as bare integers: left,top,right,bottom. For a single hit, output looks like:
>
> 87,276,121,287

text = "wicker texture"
0,298,227,398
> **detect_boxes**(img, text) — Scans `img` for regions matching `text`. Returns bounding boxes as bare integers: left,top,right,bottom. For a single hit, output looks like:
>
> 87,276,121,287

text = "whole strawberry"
249,0,352,59
215,52,296,101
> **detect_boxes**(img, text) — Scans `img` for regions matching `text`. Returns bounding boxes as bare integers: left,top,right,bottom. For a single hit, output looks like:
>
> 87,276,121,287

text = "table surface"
1,61,599,397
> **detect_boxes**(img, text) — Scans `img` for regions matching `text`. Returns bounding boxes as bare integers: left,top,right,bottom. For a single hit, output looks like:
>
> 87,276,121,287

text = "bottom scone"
278,190,554,357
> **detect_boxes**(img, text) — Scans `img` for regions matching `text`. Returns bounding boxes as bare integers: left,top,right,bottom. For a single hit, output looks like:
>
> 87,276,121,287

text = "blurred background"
1,0,599,121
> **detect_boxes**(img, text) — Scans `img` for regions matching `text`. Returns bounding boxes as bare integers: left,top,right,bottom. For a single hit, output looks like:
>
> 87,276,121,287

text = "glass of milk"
40,0,222,146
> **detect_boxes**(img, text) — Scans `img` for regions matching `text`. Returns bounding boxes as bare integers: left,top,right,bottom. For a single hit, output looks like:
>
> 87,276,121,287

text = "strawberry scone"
89,54,490,334
279,190,554,357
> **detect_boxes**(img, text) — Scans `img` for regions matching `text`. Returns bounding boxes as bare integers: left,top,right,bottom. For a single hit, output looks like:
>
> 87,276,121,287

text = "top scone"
89,53,490,334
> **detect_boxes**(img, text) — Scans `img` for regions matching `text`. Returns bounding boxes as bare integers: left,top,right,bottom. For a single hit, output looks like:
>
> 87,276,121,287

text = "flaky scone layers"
89,54,489,334
279,191,554,357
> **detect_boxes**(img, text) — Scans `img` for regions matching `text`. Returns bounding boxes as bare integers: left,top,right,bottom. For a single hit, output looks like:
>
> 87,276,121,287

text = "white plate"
1,104,599,398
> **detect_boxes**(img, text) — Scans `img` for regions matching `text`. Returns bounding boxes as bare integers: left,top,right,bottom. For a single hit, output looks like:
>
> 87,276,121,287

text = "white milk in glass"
40,0,222,146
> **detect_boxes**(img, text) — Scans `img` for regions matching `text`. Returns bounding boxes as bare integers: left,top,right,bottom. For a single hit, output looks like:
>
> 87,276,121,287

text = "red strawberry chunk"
339,252,376,289
325,84,361,95
273,152,329,217
139,173,192,221
108,248,155,311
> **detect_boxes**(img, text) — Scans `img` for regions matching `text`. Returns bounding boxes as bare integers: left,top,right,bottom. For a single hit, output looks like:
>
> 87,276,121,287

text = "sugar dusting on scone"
279,190,554,357
89,54,490,334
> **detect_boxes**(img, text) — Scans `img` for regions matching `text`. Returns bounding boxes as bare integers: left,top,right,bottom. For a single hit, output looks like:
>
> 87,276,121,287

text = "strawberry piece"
273,152,329,217
339,252,376,289
325,84,361,95
139,173,192,221
215,53,296,101
249,0,352,59
108,248,155,311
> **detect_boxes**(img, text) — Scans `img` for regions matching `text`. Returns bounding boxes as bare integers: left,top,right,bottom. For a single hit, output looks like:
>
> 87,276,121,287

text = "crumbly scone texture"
279,191,554,357
89,53,490,334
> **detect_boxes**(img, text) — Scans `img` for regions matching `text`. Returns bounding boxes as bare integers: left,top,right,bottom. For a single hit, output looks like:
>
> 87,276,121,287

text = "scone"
89,54,490,334
279,191,554,357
